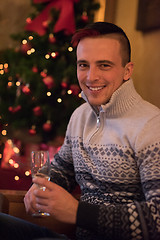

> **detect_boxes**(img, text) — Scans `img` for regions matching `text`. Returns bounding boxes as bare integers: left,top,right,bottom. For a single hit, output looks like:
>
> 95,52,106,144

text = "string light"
7,139,12,145
47,91,51,96
8,81,13,87
25,171,30,176
51,52,56,58
27,50,31,55
16,81,21,86
22,39,27,45
27,48,35,55
45,54,50,59
9,159,14,165
68,46,73,52
14,176,19,181
14,163,19,169
67,89,72,94
28,36,33,40
4,63,8,68
57,98,62,103
13,147,20,154
1,130,7,136
31,48,35,53
0,63,8,74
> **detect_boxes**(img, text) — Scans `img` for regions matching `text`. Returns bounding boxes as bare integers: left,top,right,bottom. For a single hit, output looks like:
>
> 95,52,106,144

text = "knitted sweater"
49,79,160,240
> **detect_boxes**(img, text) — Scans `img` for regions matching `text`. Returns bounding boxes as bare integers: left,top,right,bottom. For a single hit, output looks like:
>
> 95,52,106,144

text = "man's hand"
24,177,79,224
24,183,38,215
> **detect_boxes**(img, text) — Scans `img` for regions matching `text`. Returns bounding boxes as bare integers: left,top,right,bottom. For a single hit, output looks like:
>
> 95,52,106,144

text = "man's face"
76,37,133,106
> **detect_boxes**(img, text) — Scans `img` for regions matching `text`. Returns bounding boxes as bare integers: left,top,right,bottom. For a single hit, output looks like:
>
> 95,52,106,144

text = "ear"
123,62,134,81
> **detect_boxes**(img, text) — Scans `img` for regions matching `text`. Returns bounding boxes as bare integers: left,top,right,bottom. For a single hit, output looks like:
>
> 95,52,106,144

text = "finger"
35,203,49,214
24,194,36,214
24,186,39,214
33,177,57,191
33,186,51,199
35,197,48,206
33,177,49,187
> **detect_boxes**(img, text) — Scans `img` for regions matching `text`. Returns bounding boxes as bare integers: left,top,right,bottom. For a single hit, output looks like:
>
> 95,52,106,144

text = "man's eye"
78,63,88,68
101,64,110,67
99,64,111,69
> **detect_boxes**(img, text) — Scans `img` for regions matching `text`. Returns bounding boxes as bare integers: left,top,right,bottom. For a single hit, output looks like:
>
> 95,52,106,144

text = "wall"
94,0,106,22
114,0,160,108
0,0,32,50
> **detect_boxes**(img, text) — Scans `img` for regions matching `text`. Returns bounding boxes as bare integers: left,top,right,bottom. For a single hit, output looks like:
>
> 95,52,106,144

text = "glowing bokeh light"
15,176,19,181
67,90,72,95
47,92,51,96
25,171,30,176
14,163,19,168
2,130,7,136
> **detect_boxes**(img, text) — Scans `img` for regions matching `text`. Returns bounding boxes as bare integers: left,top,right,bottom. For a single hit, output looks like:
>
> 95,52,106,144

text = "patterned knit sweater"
49,79,160,240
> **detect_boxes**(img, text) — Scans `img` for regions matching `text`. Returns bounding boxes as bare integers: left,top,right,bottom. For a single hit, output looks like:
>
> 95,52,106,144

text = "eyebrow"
77,60,114,65
77,60,87,64
96,60,114,65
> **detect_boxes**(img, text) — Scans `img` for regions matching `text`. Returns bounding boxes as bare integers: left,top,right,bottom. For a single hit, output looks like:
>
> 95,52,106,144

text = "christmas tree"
0,0,100,145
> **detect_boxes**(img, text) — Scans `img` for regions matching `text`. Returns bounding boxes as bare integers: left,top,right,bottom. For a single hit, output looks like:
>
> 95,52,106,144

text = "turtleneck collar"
81,79,142,118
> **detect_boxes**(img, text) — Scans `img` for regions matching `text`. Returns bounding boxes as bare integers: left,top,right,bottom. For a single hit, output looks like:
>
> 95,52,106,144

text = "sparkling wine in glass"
31,150,50,217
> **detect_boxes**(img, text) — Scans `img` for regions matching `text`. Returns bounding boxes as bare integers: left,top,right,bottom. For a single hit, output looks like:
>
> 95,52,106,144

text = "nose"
87,66,99,82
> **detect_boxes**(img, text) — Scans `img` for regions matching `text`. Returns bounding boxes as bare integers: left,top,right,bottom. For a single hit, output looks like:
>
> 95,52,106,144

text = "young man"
1,22,160,240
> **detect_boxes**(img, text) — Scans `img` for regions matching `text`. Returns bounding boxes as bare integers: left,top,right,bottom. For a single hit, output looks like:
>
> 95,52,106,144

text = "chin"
88,101,103,106
87,97,107,106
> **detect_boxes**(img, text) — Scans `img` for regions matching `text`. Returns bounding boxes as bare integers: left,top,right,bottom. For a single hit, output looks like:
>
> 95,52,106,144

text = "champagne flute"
31,150,50,217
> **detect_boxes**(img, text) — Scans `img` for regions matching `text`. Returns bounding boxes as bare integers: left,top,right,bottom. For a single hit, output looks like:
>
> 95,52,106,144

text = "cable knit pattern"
49,80,160,240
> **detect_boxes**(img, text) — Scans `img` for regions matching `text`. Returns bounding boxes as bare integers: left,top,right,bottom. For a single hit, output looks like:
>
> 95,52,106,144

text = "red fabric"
0,168,32,190
25,0,79,36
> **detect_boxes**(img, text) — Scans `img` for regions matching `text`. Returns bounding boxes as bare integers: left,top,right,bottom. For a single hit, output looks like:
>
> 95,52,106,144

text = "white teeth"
89,86,104,91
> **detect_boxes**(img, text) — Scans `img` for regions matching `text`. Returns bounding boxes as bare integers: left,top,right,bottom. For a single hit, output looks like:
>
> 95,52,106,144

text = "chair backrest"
0,193,9,213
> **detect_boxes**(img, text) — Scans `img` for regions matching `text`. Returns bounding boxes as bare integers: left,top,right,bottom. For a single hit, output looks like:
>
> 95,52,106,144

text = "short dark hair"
72,22,131,66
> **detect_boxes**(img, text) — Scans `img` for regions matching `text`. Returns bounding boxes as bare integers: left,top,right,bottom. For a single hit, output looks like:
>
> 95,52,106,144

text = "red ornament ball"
22,85,31,95
33,106,42,116
29,126,36,135
43,76,55,89
21,42,32,54
43,121,52,132
70,84,80,95
40,71,47,78
49,34,56,43
32,66,38,73
61,82,68,89
26,17,32,24
42,20,49,28
40,143,48,151
81,12,88,22
8,105,21,113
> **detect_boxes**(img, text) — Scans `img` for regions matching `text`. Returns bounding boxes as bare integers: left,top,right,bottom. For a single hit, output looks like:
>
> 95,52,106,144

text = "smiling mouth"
88,86,105,91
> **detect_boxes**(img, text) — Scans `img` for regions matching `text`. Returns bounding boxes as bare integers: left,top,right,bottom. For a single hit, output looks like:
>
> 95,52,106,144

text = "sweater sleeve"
76,197,160,240
49,137,77,192
48,105,87,192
